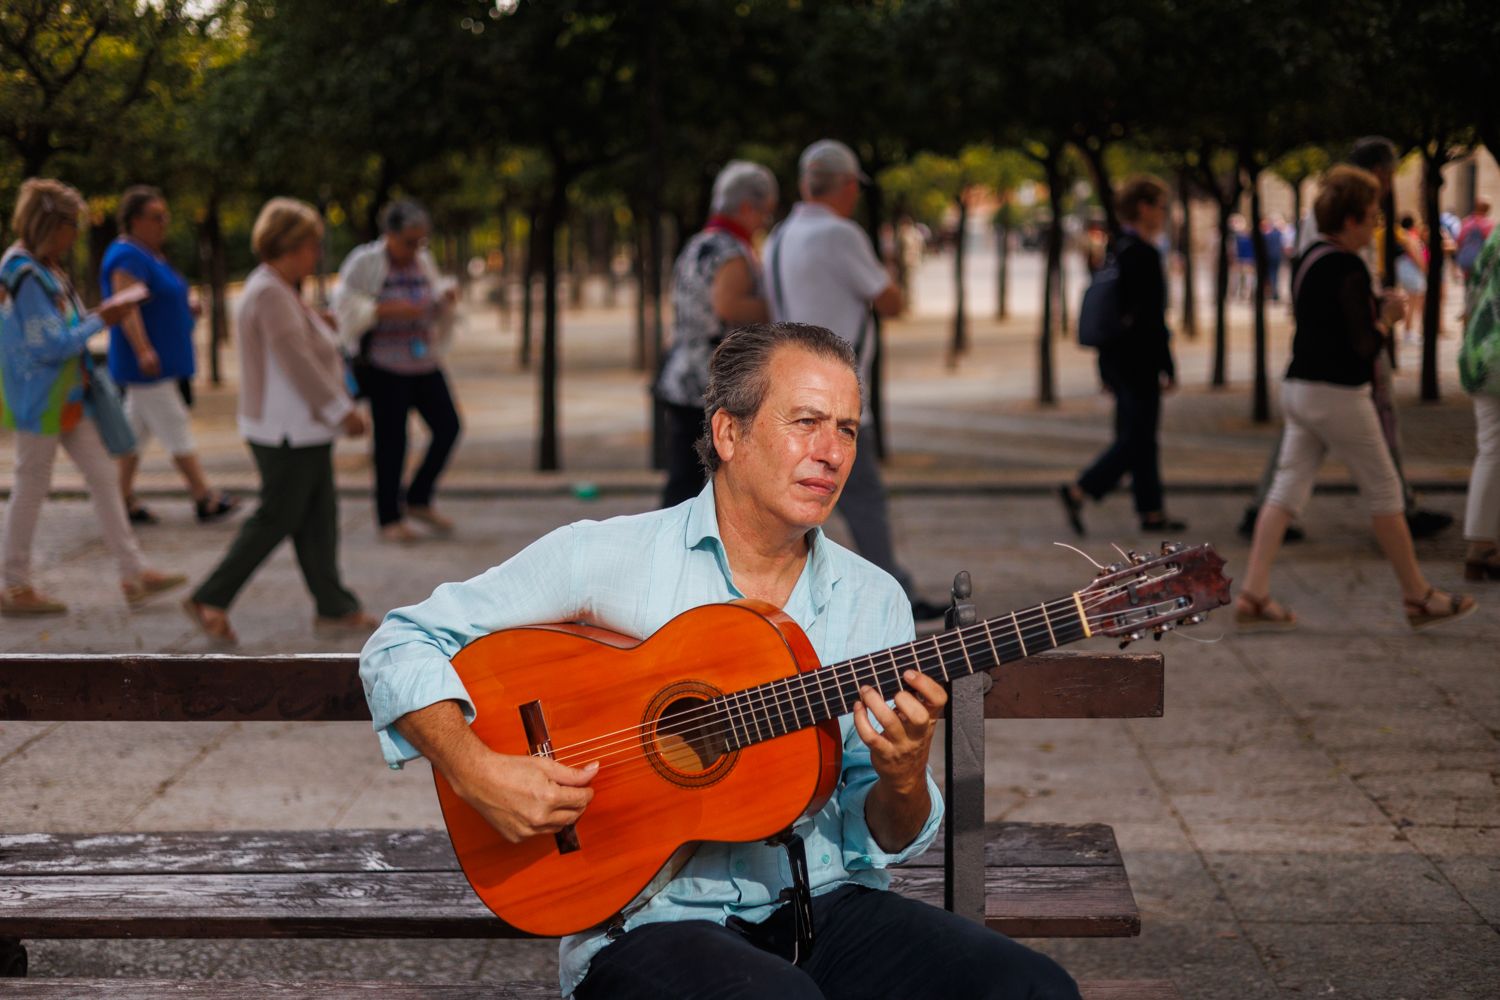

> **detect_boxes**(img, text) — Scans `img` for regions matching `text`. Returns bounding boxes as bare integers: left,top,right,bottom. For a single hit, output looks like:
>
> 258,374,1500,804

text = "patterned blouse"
366,261,439,376
655,227,757,408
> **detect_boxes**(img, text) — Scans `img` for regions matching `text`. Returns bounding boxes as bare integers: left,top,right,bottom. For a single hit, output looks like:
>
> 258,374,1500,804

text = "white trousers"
1465,395,1500,541
1264,379,1405,519
3,420,147,588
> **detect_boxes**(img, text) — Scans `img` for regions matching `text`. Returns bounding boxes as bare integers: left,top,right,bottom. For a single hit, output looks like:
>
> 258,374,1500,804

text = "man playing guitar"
360,323,1080,999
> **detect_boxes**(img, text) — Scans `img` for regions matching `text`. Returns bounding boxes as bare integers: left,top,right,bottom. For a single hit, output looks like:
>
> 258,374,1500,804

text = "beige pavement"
1,247,1494,998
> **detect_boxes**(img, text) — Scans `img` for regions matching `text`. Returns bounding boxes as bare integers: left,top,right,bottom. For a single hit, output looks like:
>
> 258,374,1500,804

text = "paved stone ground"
2,248,1495,997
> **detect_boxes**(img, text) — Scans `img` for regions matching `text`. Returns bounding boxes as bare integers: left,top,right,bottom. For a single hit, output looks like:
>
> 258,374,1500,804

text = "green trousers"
194,441,360,618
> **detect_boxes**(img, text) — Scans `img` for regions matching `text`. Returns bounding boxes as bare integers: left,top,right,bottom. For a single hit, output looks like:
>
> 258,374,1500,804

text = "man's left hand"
852,670,947,792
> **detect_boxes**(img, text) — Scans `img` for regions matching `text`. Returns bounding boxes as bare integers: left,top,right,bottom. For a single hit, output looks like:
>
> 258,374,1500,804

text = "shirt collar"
684,479,839,615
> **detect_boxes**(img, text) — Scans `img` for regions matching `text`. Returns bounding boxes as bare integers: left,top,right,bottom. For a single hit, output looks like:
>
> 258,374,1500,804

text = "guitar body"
438,599,842,937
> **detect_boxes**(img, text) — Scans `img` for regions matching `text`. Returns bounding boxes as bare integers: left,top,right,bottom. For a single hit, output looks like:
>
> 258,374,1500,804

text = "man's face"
716,345,862,536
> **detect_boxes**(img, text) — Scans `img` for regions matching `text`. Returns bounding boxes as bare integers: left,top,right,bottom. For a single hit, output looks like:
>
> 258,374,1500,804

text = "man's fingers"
542,758,599,787
859,686,903,734
891,690,930,729
851,700,890,752
903,670,948,711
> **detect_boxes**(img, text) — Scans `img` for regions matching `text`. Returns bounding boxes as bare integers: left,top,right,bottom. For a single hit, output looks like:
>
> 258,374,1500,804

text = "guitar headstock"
1077,542,1231,647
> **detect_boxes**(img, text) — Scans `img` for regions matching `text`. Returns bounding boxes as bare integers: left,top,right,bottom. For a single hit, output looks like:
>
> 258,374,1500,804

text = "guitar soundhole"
643,681,737,788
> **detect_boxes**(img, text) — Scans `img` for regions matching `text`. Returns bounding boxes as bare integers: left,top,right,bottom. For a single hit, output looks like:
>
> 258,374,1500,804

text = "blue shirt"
360,482,941,997
101,238,196,384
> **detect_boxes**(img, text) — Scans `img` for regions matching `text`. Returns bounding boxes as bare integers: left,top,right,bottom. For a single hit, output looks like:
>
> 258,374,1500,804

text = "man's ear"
710,408,739,466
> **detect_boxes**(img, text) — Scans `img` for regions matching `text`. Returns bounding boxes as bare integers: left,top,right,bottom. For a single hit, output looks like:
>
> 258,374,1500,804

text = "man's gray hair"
696,323,859,474
380,199,430,235
710,160,778,216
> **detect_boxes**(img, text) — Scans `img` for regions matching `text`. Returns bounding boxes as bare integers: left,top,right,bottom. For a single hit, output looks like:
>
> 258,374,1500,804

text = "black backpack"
1078,237,1130,349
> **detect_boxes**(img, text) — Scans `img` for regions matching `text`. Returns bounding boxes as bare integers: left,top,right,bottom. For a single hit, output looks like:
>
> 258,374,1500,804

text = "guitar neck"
716,593,1091,751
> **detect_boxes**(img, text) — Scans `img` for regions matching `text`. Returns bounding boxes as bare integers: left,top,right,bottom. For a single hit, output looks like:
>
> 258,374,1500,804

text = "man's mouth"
798,478,837,496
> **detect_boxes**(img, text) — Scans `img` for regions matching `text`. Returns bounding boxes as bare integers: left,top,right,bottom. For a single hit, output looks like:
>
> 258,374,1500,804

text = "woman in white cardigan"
183,198,376,645
334,200,460,544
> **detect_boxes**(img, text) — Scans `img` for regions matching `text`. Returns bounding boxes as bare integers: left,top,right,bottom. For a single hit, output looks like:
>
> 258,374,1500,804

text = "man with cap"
763,139,945,622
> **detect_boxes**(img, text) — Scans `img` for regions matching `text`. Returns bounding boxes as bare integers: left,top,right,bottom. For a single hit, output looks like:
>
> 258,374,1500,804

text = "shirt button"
734,860,746,874
821,854,831,865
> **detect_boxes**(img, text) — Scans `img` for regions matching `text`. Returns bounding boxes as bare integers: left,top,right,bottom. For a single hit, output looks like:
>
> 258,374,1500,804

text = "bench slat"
0,823,1123,876
0,651,1162,723
0,980,1180,999
0,864,1136,939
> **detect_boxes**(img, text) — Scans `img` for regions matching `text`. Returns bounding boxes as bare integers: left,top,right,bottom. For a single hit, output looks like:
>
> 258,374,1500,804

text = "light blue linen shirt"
360,481,943,997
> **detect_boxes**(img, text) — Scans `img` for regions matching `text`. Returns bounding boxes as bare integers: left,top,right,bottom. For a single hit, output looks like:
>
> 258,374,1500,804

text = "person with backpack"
1059,175,1184,536
1456,198,1493,285
1236,166,1475,632
1459,225,1500,580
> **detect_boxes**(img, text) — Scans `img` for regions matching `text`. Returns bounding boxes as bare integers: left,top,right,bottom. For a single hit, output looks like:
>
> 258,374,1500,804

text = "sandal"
195,492,241,523
1236,592,1298,632
1463,549,1500,582
1404,587,1477,632
313,610,381,635
406,505,454,536
127,501,160,525
379,522,421,545
182,597,238,646
122,571,187,606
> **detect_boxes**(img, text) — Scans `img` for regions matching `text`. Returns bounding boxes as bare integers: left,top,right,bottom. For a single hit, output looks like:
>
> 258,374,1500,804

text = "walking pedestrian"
0,178,186,616
1393,214,1428,339
183,198,377,644
655,160,777,508
1455,197,1492,284
1243,137,1452,543
334,200,461,543
1059,175,1186,536
1459,225,1500,580
762,139,945,621
103,185,238,525
1237,166,1475,632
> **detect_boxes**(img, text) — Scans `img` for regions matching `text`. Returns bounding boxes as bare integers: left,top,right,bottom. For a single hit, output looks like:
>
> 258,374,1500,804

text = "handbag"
81,352,137,456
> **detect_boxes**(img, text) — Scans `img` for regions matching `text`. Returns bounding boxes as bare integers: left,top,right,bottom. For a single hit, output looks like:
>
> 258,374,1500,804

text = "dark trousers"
364,366,461,526
193,442,359,618
662,401,707,508
1077,377,1164,515
576,884,1079,1000
835,438,915,601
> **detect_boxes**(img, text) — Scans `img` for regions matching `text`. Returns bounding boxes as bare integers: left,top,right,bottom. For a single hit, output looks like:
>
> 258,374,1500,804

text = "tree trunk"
197,194,229,386
1212,201,1232,387
538,167,568,471
1247,165,1270,422
949,190,968,367
1178,171,1198,340
520,203,539,370
994,200,1010,319
1080,140,1119,237
1421,149,1445,402
567,217,586,309
1039,151,1063,406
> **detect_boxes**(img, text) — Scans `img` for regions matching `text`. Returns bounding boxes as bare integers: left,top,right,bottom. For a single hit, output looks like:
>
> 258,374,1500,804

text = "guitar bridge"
519,699,581,854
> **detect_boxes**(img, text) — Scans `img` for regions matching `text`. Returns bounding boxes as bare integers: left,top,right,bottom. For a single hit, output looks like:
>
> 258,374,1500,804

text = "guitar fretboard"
711,594,1090,751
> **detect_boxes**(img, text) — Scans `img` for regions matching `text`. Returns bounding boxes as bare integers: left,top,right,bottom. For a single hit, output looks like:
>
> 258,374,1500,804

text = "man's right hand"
340,410,368,437
450,751,598,843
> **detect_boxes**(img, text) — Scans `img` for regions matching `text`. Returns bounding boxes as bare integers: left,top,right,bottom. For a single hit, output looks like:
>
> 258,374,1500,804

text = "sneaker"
1406,509,1454,540
0,585,68,616
314,610,381,635
195,493,241,523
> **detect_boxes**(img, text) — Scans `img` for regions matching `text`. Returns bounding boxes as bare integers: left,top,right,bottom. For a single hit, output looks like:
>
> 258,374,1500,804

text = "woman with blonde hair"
1237,166,1475,631
0,177,185,615
183,198,376,644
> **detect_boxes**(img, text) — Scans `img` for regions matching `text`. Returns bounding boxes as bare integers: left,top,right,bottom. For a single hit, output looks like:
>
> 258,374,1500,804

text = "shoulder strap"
1292,242,1343,307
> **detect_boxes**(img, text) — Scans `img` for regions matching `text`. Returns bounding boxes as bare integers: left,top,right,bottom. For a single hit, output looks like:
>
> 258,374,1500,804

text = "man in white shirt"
764,140,943,620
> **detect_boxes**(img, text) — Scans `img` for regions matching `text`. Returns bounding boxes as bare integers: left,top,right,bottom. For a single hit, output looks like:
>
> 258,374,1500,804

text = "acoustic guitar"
437,542,1230,936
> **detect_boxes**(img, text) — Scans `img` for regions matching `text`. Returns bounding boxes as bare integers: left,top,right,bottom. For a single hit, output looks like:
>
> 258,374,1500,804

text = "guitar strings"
540,583,1134,766
544,583,1150,769
551,596,1180,776
543,586,1174,772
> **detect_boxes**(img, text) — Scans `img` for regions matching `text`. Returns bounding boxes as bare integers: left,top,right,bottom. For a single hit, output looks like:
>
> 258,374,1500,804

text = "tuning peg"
1129,550,1149,565
1179,614,1205,626
1160,541,1185,555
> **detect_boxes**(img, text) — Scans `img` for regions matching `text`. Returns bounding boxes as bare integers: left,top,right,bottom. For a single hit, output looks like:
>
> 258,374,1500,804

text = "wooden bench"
0,649,1177,998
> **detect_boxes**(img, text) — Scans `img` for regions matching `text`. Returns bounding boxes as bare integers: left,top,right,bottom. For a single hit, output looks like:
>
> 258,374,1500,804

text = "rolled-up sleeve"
360,524,582,768
836,595,943,869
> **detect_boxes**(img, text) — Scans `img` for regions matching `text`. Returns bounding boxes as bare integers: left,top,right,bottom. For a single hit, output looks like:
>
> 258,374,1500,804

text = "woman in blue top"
0,178,185,616
103,186,238,525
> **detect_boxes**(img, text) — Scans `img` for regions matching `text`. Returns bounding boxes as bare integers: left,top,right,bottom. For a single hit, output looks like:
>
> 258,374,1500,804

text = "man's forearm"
394,700,484,785
864,775,931,854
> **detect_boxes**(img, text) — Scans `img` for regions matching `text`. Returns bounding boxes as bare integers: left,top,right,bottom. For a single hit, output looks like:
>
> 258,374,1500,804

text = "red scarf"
705,214,754,249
